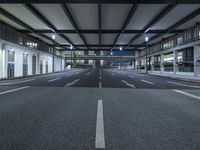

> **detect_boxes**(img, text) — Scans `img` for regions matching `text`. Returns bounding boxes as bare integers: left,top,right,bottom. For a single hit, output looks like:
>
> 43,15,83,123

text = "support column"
194,46,200,77
0,43,2,78
160,54,164,73
1,44,7,78
151,56,154,72
36,52,40,74
173,50,178,75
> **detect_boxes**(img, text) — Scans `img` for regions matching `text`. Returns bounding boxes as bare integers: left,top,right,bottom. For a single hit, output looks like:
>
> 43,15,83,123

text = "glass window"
23,54,28,64
177,37,183,45
8,51,15,62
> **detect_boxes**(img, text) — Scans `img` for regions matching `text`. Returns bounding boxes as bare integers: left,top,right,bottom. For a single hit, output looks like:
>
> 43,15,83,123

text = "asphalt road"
0,68,200,150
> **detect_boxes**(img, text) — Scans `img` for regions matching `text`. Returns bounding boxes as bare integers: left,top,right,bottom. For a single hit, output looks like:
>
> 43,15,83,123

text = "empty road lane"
0,68,200,150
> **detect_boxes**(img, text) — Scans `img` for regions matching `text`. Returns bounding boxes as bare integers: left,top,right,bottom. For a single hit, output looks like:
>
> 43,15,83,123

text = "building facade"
135,24,200,77
0,24,65,79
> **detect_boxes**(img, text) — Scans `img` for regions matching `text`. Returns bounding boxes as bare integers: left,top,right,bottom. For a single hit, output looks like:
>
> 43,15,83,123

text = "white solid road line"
48,78,61,82
0,86,29,95
121,80,136,88
99,82,102,88
141,80,154,85
65,79,80,87
95,100,105,149
0,79,35,85
173,90,200,100
167,81,200,89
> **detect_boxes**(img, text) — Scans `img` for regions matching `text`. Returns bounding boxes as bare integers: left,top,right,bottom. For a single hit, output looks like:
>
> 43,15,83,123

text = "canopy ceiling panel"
84,34,99,45
176,15,200,30
0,14,25,29
44,33,70,45
29,33,52,44
102,4,132,30
0,4,50,30
33,4,74,30
64,34,84,45
150,4,200,30
67,4,98,30
131,34,155,45
127,4,167,30
117,34,136,45
102,34,117,44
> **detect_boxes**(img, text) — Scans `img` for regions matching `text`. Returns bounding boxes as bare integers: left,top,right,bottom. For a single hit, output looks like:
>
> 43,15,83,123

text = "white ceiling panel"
102,4,132,30
127,4,167,30
0,4,49,30
102,34,117,44
150,4,200,30
64,34,84,45
67,4,98,29
84,34,99,45
131,34,155,45
0,14,25,30
117,34,136,45
44,33,70,45
29,33,52,44
176,15,200,30
33,4,74,30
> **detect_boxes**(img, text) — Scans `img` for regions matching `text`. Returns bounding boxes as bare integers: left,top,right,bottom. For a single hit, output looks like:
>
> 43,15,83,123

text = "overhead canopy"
0,1,199,51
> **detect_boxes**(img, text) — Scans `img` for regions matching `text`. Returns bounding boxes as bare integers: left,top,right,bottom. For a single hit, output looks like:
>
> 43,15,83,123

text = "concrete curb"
149,73,200,83
0,70,69,81
125,69,200,83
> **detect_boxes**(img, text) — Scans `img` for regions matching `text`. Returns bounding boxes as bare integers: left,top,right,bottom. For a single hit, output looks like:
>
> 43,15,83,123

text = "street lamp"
78,51,81,67
70,45,73,68
52,34,55,72
120,47,122,70
145,36,149,74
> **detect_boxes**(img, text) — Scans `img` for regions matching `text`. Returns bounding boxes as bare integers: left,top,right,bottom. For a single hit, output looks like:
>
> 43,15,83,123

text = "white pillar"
194,46,200,77
151,56,154,72
36,52,40,74
28,53,32,75
0,43,3,78
2,44,7,78
173,50,178,75
160,54,164,73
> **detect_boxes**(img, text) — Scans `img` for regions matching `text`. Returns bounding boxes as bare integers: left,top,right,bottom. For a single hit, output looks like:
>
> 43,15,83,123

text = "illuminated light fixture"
120,47,122,51
111,52,113,55
52,34,56,40
25,52,28,55
145,37,149,42
70,45,73,50
78,52,81,55
145,28,149,33
10,48,13,52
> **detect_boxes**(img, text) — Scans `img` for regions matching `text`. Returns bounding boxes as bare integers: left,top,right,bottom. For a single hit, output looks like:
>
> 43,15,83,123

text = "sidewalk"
126,69,200,83
149,72,200,83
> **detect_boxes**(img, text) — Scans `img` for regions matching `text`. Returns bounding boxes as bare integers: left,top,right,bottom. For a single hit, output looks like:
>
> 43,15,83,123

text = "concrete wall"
0,40,65,79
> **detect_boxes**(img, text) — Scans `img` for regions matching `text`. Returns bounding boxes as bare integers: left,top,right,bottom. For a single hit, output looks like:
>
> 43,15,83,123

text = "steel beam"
0,0,199,4
126,4,176,48
61,3,89,50
111,3,138,50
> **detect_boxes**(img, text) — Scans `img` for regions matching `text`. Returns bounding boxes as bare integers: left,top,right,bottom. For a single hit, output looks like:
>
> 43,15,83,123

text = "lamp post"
70,45,73,68
145,37,149,74
52,35,55,72
78,51,81,68
120,47,122,70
